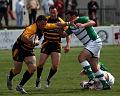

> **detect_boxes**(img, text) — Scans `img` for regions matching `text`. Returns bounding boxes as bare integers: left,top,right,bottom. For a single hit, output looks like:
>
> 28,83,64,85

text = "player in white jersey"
80,63,115,90
80,71,115,90
57,10,110,90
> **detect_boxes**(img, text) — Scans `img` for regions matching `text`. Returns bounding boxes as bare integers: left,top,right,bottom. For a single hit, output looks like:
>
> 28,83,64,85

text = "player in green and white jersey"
57,10,111,90
80,62,115,90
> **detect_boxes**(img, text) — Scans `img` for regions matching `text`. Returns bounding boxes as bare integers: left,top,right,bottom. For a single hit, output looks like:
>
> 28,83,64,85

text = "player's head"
36,15,47,29
65,10,78,22
49,5,58,18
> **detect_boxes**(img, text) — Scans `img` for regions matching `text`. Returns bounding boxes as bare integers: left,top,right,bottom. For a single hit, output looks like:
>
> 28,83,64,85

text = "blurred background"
0,0,120,28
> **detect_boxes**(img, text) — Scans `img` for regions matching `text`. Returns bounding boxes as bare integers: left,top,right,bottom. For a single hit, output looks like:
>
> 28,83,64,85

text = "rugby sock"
19,70,33,86
95,70,109,86
8,69,16,80
47,68,57,80
99,62,108,71
81,60,94,80
37,66,43,79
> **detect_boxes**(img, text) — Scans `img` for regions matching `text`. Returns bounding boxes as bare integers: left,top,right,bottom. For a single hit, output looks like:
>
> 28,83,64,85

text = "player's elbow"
91,20,96,26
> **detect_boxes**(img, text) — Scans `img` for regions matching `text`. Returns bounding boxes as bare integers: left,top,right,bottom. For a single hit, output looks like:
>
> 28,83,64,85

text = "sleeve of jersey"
76,16,89,23
45,23,58,29
65,27,73,35
58,17,68,30
22,25,36,39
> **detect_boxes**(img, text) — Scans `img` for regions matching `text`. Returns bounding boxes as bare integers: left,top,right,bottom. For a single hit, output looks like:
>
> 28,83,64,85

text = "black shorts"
12,42,35,62
41,42,61,55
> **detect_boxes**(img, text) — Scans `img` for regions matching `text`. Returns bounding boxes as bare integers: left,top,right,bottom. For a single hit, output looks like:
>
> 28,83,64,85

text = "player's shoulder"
79,16,89,20
77,16,89,23
26,23,37,30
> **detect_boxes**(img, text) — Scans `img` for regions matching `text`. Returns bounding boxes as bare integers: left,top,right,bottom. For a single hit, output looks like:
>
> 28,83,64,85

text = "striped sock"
81,60,94,80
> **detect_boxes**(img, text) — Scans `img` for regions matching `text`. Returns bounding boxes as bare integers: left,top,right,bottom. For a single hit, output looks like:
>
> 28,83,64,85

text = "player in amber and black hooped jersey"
58,10,111,90
6,15,48,94
36,6,71,89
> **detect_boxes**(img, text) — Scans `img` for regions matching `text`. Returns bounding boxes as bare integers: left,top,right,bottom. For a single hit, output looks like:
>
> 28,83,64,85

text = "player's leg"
16,56,36,94
45,52,61,88
36,53,48,88
80,61,108,76
7,46,23,90
99,62,108,71
89,57,110,90
85,39,110,90
78,48,95,81
7,61,23,90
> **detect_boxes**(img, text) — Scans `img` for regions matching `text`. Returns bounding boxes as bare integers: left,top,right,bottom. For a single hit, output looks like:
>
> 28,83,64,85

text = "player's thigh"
78,48,92,62
13,61,23,73
87,57,99,72
24,56,36,72
85,40,102,58
51,52,61,68
87,57,99,65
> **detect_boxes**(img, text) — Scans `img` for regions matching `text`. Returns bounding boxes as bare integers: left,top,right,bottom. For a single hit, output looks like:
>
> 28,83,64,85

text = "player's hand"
30,34,40,46
34,40,39,46
64,45,70,53
56,22,68,27
75,23,85,28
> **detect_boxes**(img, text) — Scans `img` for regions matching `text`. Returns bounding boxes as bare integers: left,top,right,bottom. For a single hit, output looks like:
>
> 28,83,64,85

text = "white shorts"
85,38,102,58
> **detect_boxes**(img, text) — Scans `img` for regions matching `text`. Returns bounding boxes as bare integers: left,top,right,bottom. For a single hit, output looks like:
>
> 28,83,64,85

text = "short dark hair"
36,15,47,22
65,10,78,16
49,5,57,11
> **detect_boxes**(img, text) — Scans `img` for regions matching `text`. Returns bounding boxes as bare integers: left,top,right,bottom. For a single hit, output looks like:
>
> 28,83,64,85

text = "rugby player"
7,15,49,94
80,63,115,90
56,10,111,90
35,6,71,89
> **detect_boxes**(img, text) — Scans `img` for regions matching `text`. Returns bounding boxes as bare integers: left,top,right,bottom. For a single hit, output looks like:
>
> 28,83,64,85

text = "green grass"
0,45,120,96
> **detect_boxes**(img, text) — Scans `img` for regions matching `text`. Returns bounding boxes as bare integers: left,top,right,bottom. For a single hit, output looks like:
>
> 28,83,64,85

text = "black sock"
47,68,57,81
9,69,16,80
37,66,43,79
19,70,33,86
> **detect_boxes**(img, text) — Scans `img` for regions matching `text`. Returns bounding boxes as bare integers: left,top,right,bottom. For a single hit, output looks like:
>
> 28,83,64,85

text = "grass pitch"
0,45,120,96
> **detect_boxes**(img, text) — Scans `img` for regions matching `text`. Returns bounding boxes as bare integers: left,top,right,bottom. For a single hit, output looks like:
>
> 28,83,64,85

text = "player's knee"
14,70,21,75
11,68,21,75
52,65,58,71
28,64,36,73
78,55,84,63
38,64,44,68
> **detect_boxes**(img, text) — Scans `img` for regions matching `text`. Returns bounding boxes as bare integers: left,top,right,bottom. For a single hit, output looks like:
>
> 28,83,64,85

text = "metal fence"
77,8,120,26
75,0,120,26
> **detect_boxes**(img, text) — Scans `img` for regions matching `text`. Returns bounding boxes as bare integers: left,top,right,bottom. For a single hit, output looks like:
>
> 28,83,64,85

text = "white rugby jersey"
65,16,101,46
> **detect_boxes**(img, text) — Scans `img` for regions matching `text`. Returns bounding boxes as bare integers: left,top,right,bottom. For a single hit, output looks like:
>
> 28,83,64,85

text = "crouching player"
7,15,48,94
80,62,115,90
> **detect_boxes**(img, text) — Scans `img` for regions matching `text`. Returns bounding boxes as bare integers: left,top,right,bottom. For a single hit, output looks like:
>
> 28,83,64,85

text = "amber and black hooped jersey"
43,16,65,43
16,23,43,51
15,23,57,51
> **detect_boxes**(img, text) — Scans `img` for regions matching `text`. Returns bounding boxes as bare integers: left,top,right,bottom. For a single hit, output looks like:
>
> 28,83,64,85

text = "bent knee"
52,65,58,71
13,70,21,75
28,64,36,73
78,55,84,63
38,64,44,68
